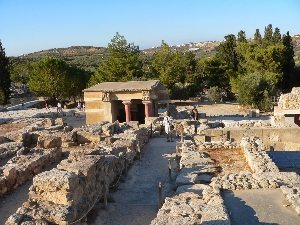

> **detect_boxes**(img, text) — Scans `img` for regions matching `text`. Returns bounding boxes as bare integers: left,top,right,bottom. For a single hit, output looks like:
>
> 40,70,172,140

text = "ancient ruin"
0,88,300,225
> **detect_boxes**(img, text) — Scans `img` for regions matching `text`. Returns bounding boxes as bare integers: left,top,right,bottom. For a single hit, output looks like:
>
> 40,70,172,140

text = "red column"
143,101,152,117
123,101,131,123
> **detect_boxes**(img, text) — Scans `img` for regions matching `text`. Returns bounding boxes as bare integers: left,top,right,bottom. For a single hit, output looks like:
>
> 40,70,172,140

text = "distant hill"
10,46,108,72
9,35,300,72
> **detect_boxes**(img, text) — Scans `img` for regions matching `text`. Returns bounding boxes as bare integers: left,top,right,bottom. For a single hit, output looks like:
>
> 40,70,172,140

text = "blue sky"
1,0,300,56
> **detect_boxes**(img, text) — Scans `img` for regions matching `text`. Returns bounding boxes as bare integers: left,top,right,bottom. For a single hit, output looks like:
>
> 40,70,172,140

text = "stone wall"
6,127,150,225
278,87,300,110
0,147,61,196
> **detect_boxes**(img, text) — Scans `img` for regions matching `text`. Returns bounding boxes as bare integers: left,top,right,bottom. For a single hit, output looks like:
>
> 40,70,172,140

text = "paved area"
88,137,177,225
223,189,300,225
268,151,300,174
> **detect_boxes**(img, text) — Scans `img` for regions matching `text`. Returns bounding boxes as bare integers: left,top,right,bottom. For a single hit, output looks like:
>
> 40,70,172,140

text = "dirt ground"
0,123,28,136
204,148,252,174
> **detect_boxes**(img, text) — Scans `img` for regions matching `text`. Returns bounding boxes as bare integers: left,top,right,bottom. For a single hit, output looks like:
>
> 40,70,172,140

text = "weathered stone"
37,135,62,149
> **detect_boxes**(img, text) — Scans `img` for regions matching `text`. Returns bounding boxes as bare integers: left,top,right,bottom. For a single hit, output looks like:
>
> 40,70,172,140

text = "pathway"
223,189,300,225
88,137,177,225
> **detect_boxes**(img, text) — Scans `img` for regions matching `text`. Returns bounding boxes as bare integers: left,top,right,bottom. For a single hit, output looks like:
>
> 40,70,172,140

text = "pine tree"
273,27,282,43
216,34,238,73
263,24,273,46
254,29,262,45
0,40,11,105
237,30,247,43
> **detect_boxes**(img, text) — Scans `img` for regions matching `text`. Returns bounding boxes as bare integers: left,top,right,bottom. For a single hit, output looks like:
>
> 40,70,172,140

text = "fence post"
158,181,163,208
168,159,172,180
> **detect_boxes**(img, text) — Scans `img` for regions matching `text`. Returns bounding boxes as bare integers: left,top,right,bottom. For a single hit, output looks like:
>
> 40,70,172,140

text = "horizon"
1,0,300,56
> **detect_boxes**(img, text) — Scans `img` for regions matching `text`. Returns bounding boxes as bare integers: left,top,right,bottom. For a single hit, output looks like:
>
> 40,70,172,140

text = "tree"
254,29,262,45
28,57,87,100
273,27,282,43
196,56,228,88
216,34,238,73
281,31,295,90
207,86,222,103
236,73,274,111
0,40,11,104
237,30,247,43
263,24,273,46
150,41,188,89
89,33,143,85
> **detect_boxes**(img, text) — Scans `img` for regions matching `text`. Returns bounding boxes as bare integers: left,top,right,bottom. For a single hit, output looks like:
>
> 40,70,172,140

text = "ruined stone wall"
151,139,231,225
6,127,150,225
278,87,300,110
0,147,61,196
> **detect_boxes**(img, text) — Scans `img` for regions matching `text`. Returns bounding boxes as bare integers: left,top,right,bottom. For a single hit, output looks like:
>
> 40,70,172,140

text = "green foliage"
235,73,274,111
254,29,262,45
237,30,247,43
89,33,143,85
216,34,239,75
150,41,196,91
207,86,222,103
263,24,273,46
28,57,87,100
10,61,31,83
0,41,11,104
196,56,228,88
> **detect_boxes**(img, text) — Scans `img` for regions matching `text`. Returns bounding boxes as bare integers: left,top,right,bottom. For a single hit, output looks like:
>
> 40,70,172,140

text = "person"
57,101,62,113
191,106,199,120
191,106,199,134
163,111,174,142
45,100,49,110
77,102,82,111
82,102,85,111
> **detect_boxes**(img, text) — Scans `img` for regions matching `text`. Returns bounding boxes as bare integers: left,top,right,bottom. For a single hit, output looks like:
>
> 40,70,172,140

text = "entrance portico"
83,80,169,124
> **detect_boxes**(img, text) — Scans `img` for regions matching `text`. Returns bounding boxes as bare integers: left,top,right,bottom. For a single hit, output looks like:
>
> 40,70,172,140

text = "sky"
1,0,300,56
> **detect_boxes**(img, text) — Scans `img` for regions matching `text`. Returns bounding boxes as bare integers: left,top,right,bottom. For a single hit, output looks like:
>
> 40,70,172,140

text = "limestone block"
30,168,82,206
37,136,62,149
76,130,101,144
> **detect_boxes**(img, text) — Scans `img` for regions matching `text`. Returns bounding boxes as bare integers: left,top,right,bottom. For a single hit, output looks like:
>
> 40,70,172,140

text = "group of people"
162,106,199,142
77,101,85,111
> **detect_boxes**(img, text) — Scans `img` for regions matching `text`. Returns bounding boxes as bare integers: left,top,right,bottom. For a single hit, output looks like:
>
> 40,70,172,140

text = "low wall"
201,127,300,150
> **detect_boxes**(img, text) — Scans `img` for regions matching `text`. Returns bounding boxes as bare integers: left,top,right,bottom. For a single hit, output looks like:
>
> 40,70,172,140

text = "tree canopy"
28,57,88,100
0,41,11,104
89,32,143,85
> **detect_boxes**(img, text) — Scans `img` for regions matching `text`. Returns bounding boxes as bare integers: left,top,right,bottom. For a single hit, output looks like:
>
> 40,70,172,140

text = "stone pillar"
143,101,152,117
123,101,132,123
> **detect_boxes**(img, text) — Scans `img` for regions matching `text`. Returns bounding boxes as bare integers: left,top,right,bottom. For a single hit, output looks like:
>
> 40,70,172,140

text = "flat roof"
83,80,164,92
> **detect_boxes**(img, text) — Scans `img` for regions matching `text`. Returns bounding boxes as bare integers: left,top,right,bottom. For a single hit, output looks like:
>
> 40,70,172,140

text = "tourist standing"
77,101,82,111
191,106,199,134
57,101,62,113
163,111,174,142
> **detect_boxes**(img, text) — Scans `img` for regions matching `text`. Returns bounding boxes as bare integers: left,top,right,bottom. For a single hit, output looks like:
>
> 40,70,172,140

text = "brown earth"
205,148,252,174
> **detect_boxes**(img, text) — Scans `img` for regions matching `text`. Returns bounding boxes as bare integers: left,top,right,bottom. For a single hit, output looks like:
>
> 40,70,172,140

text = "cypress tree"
237,30,247,43
0,40,11,105
273,27,282,43
254,29,262,45
263,24,273,46
282,31,295,90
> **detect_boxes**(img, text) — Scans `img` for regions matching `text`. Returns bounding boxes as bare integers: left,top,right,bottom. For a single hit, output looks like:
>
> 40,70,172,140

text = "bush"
236,73,274,111
207,86,222,103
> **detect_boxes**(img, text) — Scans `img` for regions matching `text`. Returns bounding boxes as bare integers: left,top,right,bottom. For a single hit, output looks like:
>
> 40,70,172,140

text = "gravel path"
88,138,177,225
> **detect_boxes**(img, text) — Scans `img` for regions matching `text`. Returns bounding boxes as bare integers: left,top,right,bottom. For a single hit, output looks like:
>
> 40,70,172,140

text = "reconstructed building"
83,80,170,124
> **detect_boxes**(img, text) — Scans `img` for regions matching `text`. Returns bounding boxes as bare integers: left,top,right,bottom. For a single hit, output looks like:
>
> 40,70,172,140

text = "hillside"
9,35,300,72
